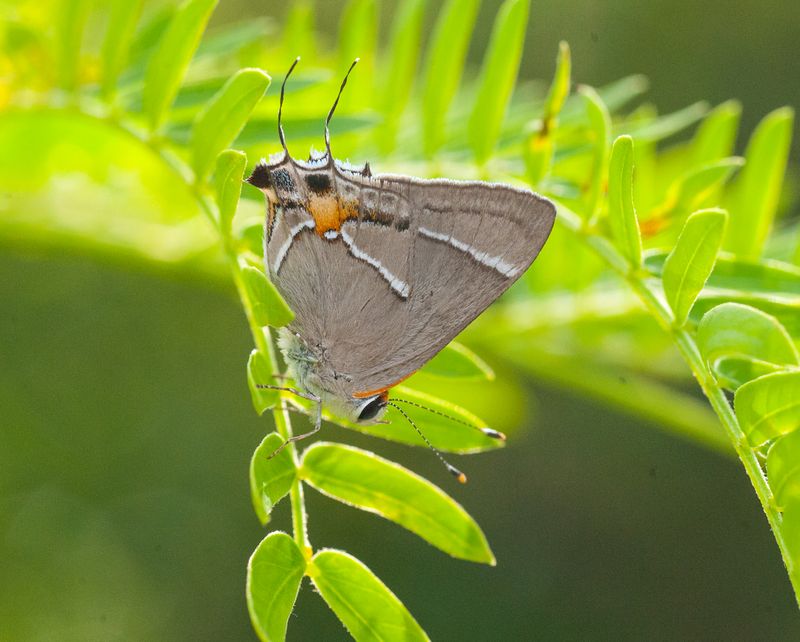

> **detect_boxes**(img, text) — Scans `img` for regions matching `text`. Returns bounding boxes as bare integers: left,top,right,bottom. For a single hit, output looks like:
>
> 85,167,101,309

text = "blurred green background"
2,0,800,640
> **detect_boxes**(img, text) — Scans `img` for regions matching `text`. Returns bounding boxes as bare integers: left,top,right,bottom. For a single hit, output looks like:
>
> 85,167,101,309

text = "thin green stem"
556,202,798,603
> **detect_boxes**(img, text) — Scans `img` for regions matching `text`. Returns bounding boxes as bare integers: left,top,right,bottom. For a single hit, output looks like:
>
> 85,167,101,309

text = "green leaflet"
308,549,429,642
468,0,531,167
607,135,642,268
191,69,270,181
735,370,800,447
240,266,294,328
349,385,503,453
620,101,708,143
214,150,247,237
768,430,800,510
247,349,279,414
662,209,727,326
579,85,611,220
142,0,218,132
666,158,743,214
725,107,794,258
421,0,481,158
247,532,305,642
690,100,742,166
100,0,143,100
378,0,427,153
250,432,296,525
525,41,571,185
419,341,495,381
54,0,90,92
697,303,798,389
301,443,495,564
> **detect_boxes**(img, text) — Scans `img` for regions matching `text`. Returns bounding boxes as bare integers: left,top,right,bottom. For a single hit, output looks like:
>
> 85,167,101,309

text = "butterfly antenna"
325,58,360,158
391,397,506,441
387,401,467,484
278,57,301,157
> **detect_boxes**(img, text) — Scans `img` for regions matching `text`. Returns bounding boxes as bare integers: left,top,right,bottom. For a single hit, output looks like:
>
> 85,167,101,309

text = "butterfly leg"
267,400,323,459
256,383,317,402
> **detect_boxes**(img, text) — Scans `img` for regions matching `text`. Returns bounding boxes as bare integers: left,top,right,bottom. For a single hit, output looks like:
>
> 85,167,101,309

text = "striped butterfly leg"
265,396,323,460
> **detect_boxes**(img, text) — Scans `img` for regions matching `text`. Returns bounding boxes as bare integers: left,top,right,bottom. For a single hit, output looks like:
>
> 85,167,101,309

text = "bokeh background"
2,0,800,639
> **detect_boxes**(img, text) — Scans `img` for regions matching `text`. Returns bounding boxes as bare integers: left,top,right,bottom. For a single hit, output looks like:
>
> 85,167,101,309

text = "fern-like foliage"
2,0,799,638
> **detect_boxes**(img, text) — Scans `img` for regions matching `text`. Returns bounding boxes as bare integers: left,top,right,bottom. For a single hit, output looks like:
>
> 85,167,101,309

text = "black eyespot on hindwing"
272,169,295,191
306,173,332,194
245,162,271,189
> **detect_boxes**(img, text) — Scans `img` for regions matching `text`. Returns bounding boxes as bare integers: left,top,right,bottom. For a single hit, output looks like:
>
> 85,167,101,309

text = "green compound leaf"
607,135,642,268
735,370,800,447
308,549,429,642
525,41,571,185
578,85,611,219
100,0,143,100
468,0,530,167
662,208,727,326
301,443,495,564
419,341,494,381
248,349,279,415
349,385,503,453
421,0,481,158
250,432,296,525
725,107,794,258
214,150,247,237
697,302,799,390
191,69,270,181
247,532,305,642
241,266,294,328
768,430,800,510
691,100,742,166
378,0,427,153
142,0,218,132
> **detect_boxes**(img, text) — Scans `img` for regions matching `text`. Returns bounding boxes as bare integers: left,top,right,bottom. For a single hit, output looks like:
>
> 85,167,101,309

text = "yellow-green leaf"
191,69,270,180
768,430,800,510
301,443,495,564
579,85,611,219
214,150,247,237
247,532,305,642
247,349,279,415
308,549,429,642
735,370,800,447
607,135,642,268
250,432,296,525
142,0,218,132
419,341,494,380
662,208,727,326
241,266,294,328
690,100,741,166
100,0,143,100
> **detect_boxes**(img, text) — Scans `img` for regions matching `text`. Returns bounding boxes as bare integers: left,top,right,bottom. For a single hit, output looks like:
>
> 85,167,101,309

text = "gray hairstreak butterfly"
247,58,556,481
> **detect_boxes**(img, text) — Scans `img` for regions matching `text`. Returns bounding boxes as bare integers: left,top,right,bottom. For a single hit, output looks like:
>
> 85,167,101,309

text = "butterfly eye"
357,395,386,422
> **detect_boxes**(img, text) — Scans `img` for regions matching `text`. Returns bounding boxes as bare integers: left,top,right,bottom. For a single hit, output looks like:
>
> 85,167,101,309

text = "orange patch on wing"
353,371,416,399
310,196,359,236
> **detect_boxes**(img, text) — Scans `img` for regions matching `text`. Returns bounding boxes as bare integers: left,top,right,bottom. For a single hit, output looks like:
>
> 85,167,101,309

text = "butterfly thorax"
277,328,387,424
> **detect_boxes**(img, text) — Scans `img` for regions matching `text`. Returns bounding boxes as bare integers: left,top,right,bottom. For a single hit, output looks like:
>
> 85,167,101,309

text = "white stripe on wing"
418,226,519,278
340,228,410,298
273,219,316,273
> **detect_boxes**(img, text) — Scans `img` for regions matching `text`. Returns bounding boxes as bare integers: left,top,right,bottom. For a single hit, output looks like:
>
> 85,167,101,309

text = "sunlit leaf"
338,0,377,111
691,100,741,166
468,0,530,166
620,101,708,143
735,370,800,446
100,0,143,100
725,107,794,258
247,532,305,642
308,549,428,641
378,0,427,153
781,498,800,589
693,296,800,344
191,69,270,180
54,0,90,92
525,41,570,185
578,85,611,219
142,0,218,132
419,341,494,380
301,442,495,563
421,0,481,158
248,349,279,414
697,302,798,389
214,150,247,237
667,158,743,214
607,135,642,268
662,209,727,326
241,266,294,328
767,430,800,510
282,0,315,59
350,386,503,453
250,432,296,525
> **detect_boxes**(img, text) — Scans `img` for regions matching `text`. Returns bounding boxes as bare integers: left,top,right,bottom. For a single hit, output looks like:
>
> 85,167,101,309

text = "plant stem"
556,202,798,604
